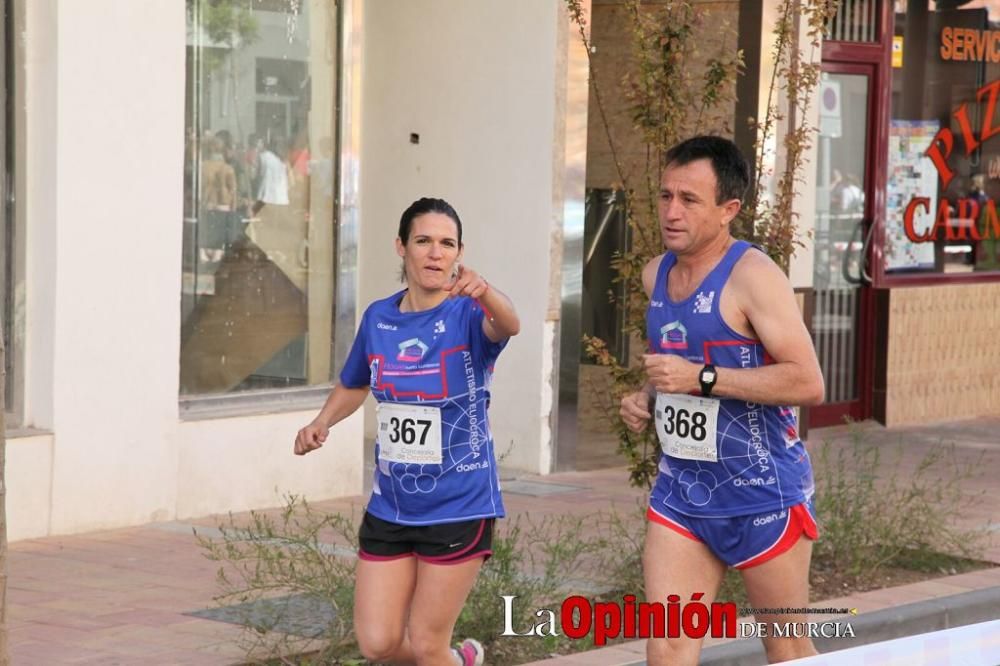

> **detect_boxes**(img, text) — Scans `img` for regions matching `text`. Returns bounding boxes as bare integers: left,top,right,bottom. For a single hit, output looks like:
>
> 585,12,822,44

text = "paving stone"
186,593,338,639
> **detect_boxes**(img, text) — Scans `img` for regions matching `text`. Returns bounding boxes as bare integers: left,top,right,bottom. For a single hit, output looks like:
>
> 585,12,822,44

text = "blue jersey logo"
660,321,688,350
694,290,715,314
397,338,429,362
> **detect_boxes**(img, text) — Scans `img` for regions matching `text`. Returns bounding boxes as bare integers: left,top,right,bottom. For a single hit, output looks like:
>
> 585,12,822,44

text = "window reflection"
181,0,339,395
813,72,869,404
889,0,1000,275
816,73,869,291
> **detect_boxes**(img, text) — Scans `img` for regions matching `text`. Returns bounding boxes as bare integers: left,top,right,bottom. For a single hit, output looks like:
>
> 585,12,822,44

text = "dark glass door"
810,65,877,426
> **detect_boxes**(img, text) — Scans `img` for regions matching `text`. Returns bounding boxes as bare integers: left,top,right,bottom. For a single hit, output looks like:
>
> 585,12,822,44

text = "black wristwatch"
699,364,717,397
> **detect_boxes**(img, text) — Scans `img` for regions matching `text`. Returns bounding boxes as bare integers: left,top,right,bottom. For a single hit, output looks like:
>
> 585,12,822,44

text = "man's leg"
739,534,818,663
643,521,727,666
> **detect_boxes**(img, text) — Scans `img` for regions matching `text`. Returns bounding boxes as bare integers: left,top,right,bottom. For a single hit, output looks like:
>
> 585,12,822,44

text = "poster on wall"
886,120,939,271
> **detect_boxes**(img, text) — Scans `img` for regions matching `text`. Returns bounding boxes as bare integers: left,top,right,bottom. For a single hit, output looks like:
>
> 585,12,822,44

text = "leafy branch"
568,0,836,488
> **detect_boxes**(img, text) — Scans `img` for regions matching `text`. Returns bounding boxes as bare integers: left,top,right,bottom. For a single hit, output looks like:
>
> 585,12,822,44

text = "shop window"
181,0,340,397
826,0,880,43
887,1,1000,277
2,0,22,426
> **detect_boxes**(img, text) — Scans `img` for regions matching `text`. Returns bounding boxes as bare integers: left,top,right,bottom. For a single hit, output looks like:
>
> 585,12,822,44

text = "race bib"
654,393,720,462
376,402,443,465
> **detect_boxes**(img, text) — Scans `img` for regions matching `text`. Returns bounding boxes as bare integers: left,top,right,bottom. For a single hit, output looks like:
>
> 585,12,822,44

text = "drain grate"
187,593,336,638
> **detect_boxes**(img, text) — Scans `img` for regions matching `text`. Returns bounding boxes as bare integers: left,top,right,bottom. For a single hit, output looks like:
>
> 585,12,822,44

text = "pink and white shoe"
453,637,485,666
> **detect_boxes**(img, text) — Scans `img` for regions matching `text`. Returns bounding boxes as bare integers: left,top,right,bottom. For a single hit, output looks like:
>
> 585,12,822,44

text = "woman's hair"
398,197,463,245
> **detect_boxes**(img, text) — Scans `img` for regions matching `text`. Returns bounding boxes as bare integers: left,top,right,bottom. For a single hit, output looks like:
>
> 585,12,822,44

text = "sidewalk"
9,418,1000,664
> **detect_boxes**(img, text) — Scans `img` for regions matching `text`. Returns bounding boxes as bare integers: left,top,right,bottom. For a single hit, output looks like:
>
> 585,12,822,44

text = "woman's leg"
354,555,418,663
407,557,484,665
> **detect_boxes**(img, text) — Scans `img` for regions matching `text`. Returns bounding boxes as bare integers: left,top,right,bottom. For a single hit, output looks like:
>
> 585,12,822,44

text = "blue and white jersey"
340,290,507,525
646,241,815,518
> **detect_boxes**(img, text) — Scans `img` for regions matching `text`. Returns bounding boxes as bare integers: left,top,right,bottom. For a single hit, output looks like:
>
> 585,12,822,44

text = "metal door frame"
809,1,893,427
808,62,880,427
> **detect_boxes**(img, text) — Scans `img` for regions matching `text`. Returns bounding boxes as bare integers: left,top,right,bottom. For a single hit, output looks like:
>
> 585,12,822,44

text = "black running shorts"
358,512,494,564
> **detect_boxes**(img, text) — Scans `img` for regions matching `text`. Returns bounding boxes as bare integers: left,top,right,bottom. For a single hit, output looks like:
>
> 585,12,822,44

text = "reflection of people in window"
245,133,263,200
200,136,237,263
216,129,251,220
831,169,863,215
841,175,863,213
975,174,1000,270
255,136,290,212
969,173,988,207
308,136,335,200
247,136,302,288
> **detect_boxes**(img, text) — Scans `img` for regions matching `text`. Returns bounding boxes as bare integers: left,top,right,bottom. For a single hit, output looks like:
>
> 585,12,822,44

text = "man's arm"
642,250,824,407
714,251,825,406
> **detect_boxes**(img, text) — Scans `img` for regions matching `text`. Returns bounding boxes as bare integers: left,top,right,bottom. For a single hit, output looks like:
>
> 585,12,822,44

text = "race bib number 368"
376,403,443,465
654,393,719,462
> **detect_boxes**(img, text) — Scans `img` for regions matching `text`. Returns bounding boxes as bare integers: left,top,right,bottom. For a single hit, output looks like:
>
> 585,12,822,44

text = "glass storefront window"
3,0,23,426
182,0,339,396
888,1,1000,276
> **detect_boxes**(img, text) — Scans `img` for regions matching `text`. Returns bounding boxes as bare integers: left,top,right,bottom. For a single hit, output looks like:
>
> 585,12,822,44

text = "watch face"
702,369,717,383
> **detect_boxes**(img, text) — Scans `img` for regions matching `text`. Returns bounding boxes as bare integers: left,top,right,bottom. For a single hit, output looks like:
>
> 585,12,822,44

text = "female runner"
294,197,520,665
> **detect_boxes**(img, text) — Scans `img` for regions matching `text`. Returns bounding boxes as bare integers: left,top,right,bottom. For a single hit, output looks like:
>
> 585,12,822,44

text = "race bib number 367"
376,403,443,465
654,393,719,462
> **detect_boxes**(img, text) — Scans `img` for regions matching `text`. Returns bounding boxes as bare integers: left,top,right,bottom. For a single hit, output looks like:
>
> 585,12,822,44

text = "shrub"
810,424,989,583
196,496,361,664
198,430,990,664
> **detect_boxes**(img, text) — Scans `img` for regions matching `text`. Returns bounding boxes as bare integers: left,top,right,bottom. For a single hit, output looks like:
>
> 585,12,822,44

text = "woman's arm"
445,264,520,342
478,282,520,342
294,384,370,455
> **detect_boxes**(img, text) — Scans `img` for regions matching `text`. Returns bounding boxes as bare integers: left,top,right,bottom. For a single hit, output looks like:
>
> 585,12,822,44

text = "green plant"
186,0,262,145
196,496,361,664
200,453,990,665
585,502,648,600
811,425,989,583
198,501,619,665
569,0,837,489
741,0,838,271
458,515,609,665
569,0,742,489
186,0,260,53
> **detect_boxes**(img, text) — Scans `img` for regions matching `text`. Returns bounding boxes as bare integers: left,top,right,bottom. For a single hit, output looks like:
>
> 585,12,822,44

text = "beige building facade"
3,0,996,540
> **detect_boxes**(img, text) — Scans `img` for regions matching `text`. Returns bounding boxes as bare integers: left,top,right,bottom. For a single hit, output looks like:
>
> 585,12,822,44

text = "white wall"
786,2,821,290
359,0,562,473
10,0,363,539
41,0,184,531
6,434,53,540
748,0,819,289
176,410,363,520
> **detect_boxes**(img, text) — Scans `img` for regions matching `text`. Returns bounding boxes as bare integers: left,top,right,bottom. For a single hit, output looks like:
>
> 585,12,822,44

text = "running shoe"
453,637,485,666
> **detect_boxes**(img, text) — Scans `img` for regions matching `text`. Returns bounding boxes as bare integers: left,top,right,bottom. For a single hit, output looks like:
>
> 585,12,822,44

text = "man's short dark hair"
663,135,751,205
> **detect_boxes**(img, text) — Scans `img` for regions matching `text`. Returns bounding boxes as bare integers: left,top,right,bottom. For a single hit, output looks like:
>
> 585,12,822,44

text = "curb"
695,584,1000,665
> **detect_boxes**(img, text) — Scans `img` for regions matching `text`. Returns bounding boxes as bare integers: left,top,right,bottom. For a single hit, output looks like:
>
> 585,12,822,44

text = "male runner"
620,136,825,664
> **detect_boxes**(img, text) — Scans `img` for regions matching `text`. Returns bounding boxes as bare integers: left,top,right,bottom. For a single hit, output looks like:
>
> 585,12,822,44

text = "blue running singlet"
340,290,507,525
646,241,815,518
